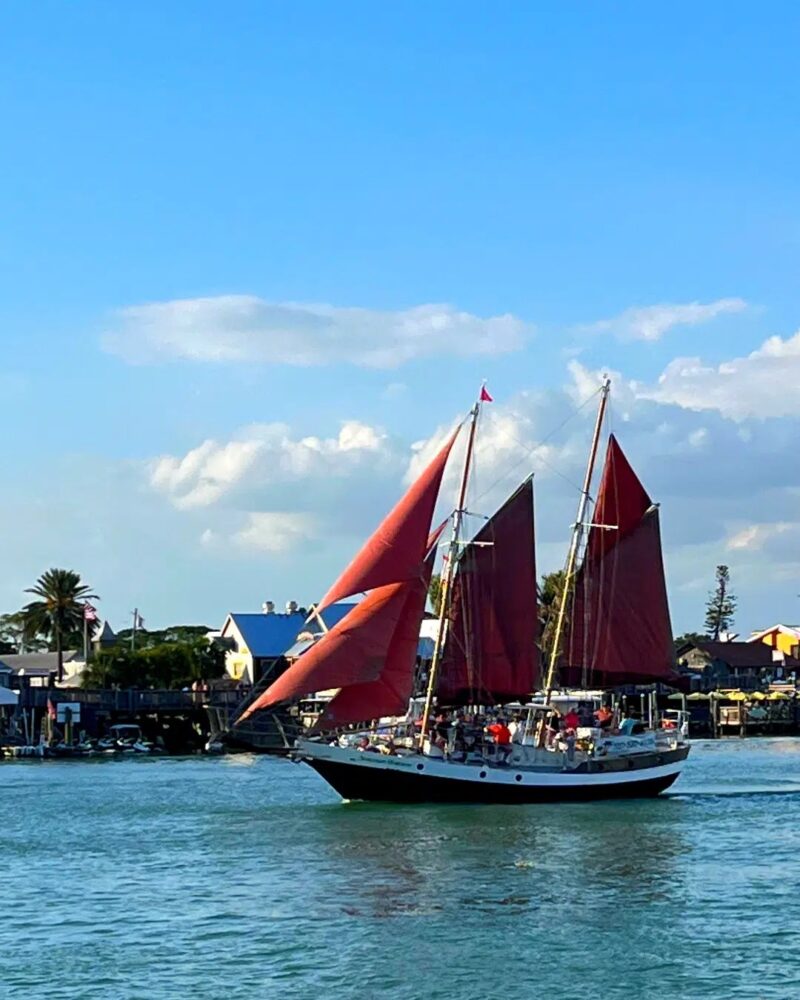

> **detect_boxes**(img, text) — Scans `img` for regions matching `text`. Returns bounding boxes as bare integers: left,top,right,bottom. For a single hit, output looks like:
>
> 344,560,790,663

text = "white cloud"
151,438,264,509
726,522,793,552
149,420,388,510
587,297,747,342
641,328,800,420
103,295,531,368
687,427,708,449
141,354,800,632
233,512,316,553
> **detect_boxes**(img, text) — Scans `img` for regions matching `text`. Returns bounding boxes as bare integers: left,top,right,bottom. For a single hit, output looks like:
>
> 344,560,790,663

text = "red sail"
438,478,539,703
563,435,676,686
316,428,459,612
239,581,414,721
316,550,436,728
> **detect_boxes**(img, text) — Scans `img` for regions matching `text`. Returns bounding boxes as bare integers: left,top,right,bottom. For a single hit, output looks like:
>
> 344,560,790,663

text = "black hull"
306,757,682,804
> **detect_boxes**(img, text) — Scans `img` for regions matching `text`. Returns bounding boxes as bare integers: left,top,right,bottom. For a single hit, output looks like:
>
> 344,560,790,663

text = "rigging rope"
471,385,605,507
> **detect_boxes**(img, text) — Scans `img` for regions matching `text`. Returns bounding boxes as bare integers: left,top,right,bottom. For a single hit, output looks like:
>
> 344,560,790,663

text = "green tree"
704,565,737,641
428,574,444,616
674,631,709,656
81,637,226,690
0,611,48,654
115,624,212,650
21,569,98,681
538,569,567,664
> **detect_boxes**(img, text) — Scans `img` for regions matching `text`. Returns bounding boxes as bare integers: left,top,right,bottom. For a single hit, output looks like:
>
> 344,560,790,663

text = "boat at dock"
236,380,690,803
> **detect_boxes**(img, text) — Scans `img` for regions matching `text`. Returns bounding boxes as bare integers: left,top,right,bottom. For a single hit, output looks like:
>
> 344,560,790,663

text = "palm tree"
22,569,98,682
538,569,567,664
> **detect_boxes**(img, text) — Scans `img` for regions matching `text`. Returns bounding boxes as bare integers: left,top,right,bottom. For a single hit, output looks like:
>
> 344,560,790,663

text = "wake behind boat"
236,379,690,803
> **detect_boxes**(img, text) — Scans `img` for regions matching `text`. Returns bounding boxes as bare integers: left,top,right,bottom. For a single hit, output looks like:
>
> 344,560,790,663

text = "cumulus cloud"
637,328,800,420
149,420,389,511
586,297,747,342
143,356,800,631
103,295,531,368
148,418,410,556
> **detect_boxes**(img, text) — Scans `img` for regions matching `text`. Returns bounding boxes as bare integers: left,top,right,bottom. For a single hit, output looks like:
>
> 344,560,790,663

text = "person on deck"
486,718,513,763
546,709,562,746
594,704,614,730
450,713,466,757
434,711,451,742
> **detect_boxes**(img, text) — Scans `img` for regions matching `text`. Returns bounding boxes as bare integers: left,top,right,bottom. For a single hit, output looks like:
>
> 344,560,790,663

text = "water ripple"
2,740,800,998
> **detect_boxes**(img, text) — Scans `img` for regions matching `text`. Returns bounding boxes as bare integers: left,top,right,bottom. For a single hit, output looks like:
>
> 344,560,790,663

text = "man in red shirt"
486,718,512,763
563,707,580,732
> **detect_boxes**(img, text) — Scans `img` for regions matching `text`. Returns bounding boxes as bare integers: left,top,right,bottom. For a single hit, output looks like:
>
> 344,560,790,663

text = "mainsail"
438,478,540,704
562,435,675,686
315,428,459,613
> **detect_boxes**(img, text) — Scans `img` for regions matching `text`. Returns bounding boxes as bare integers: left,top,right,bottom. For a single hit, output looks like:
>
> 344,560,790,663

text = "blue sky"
1,2,799,635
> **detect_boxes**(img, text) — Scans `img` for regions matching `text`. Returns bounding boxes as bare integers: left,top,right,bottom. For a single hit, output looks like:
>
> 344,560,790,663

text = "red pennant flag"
480,385,493,403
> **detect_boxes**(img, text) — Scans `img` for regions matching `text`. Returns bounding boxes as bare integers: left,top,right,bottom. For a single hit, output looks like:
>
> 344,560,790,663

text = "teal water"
3,740,800,1000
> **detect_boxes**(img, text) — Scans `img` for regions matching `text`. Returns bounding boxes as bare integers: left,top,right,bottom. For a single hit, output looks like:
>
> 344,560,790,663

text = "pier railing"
18,688,246,712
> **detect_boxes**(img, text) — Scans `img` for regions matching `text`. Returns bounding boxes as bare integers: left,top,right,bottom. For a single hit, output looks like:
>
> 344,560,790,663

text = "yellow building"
749,624,800,658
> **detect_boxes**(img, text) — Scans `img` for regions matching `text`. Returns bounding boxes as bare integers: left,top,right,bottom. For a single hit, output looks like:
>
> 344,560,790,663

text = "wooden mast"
418,390,483,748
539,377,611,721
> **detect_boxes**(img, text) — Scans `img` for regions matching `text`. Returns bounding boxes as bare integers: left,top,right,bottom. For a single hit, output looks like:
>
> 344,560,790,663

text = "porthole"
416,763,424,771
515,774,523,782
479,770,487,778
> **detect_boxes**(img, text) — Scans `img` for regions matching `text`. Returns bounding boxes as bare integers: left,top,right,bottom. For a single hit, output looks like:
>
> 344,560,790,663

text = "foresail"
438,477,539,704
563,435,676,686
315,426,459,613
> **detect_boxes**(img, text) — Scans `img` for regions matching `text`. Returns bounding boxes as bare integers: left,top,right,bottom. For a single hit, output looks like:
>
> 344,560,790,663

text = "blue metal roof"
229,604,355,657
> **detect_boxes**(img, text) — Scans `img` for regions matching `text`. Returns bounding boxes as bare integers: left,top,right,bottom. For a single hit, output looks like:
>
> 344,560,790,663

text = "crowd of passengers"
344,703,652,761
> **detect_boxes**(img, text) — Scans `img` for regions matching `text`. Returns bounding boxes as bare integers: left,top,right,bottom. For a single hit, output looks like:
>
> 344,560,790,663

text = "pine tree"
704,565,737,640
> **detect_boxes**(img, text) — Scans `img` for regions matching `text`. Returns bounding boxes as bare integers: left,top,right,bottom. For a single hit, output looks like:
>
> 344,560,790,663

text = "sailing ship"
236,380,690,803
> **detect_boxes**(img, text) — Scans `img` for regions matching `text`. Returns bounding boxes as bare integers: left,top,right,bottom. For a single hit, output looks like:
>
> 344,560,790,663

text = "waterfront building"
0,651,85,688
677,639,800,689
219,604,355,686
749,624,800,659
92,620,118,651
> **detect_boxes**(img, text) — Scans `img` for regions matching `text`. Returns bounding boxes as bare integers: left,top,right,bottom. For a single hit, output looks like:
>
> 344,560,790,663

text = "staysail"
239,575,425,723
438,478,540,703
315,427,459,613
562,435,675,686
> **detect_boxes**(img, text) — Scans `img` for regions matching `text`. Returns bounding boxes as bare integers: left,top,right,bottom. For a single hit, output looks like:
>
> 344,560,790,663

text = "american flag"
83,603,98,622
